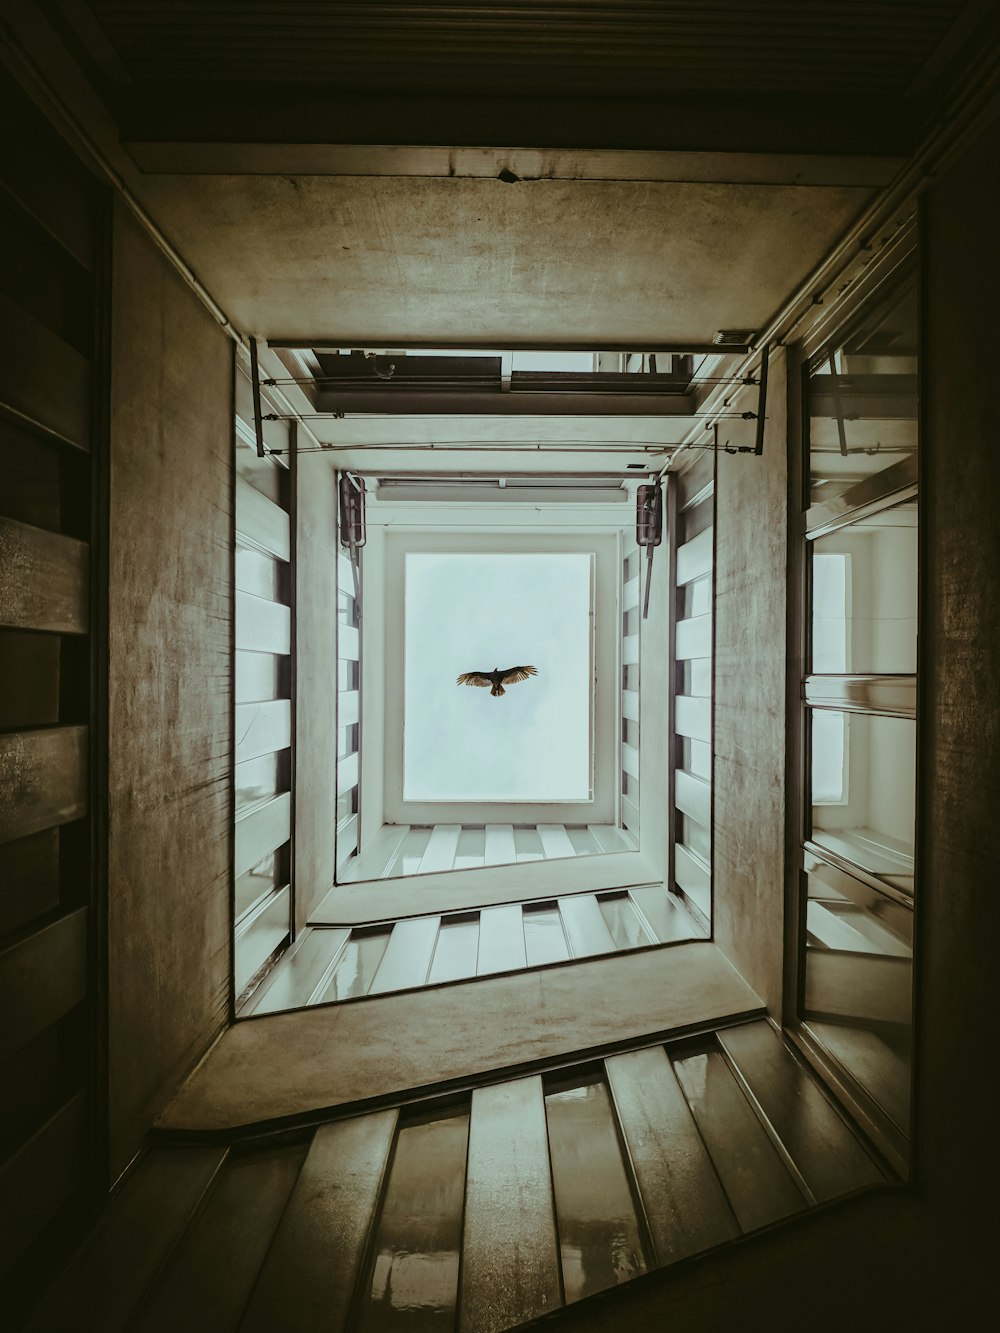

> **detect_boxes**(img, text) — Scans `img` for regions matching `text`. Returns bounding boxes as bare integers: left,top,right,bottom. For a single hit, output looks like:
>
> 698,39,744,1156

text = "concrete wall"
640,519,670,881
293,449,338,925
712,350,789,1017
917,109,1000,1273
107,200,232,1178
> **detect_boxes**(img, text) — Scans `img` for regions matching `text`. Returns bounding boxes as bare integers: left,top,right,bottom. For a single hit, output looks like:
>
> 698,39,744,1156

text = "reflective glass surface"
680,658,711,697
236,650,283,704
398,828,431,875
522,905,569,966
682,737,710,780
808,278,917,508
428,916,479,984
677,813,711,864
359,1112,469,1332
514,827,545,863
811,500,917,675
452,827,485,869
236,542,281,599
320,929,391,1002
545,1080,647,1302
810,710,915,892
804,866,913,1131
682,575,711,619
235,752,281,813
598,895,652,950
235,849,286,922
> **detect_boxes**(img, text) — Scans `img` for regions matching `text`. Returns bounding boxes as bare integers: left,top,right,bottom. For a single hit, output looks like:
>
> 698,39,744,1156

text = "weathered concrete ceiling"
137,173,873,346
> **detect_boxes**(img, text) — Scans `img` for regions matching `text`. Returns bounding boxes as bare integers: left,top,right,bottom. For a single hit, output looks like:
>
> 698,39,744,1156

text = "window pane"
810,711,915,892
808,278,917,508
804,866,912,1131
811,500,917,674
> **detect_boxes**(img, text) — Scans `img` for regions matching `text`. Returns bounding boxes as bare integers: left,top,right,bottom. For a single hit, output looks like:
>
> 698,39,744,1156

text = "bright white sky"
404,553,592,801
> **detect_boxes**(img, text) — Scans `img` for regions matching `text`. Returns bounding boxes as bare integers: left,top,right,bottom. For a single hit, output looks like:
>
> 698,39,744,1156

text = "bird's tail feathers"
491,683,505,697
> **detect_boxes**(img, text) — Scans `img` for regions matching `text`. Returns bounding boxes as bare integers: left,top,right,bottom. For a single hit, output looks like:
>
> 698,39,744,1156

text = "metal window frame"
784,240,920,1180
381,529,619,827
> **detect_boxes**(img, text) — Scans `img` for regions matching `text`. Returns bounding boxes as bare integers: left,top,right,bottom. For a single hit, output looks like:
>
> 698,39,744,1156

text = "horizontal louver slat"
235,887,291,993
675,695,710,742
235,792,291,879
0,292,90,450
235,700,291,763
676,526,713,585
0,518,89,633
236,589,291,655
0,726,87,844
0,908,87,1058
675,613,711,660
235,476,290,561
675,771,711,828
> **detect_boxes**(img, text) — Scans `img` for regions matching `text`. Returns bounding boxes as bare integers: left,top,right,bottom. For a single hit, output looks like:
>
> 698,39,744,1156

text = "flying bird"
456,665,538,698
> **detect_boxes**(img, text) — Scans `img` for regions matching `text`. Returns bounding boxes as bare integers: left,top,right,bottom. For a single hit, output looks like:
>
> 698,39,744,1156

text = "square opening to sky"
404,553,593,801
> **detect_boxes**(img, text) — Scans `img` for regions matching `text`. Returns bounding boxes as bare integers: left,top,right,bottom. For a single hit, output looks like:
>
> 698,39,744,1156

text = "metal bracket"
636,481,663,620
249,336,266,459
710,343,771,454
754,342,770,456
339,473,366,607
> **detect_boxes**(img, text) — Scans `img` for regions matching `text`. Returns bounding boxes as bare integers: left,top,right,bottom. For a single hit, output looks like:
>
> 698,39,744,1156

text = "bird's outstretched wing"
456,671,493,688
499,665,539,686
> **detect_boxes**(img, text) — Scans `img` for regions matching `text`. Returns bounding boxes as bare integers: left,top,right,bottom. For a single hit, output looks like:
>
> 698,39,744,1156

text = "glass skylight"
403,553,592,802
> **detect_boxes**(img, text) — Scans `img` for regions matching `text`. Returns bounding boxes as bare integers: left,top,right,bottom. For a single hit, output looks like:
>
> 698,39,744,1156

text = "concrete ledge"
310,852,659,924
157,943,762,1133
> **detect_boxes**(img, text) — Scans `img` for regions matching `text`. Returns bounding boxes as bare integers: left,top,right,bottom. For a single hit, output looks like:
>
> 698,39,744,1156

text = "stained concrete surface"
135,174,872,345
712,350,789,1017
312,852,660,924
291,446,338,927
157,943,761,1131
107,201,232,1179
917,110,1000,1277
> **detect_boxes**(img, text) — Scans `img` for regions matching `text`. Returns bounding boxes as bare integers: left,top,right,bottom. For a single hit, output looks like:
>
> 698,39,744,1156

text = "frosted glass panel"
811,501,917,674
808,279,917,505
545,1080,647,1302
358,1112,469,1332
404,554,592,801
810,712,915,892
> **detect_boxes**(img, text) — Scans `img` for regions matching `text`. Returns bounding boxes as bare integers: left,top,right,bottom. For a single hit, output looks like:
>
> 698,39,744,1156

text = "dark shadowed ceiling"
73,0,972,96
47,1,997,155
16,0,996,471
